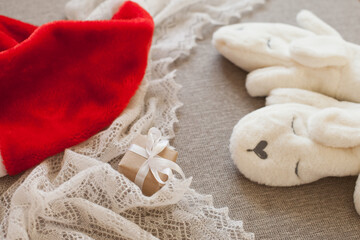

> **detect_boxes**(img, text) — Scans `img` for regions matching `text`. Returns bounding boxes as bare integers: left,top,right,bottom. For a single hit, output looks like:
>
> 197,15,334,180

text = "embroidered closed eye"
291,116,297,135
291,116,308,137
295,160,300,178
267,38,272,49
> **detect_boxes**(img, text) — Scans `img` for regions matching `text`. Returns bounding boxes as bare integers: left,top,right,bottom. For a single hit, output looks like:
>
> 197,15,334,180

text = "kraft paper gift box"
118,134,178,196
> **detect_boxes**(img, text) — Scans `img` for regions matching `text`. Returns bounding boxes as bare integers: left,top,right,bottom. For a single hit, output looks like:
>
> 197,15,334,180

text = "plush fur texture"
230,88,360,214
0,1,154,176
212,10,360,102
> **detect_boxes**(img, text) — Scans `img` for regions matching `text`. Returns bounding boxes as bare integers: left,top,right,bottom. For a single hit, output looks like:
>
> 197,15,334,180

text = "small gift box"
118,128,184,196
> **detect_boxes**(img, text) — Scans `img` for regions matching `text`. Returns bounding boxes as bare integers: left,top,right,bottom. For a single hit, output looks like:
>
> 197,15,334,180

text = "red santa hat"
0,1,154,176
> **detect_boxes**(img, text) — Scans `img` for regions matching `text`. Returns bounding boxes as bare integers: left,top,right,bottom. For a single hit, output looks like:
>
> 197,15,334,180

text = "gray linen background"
1,0,360,239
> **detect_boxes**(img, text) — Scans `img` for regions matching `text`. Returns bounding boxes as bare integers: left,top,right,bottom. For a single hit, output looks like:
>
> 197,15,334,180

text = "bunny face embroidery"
231,104,319,186
230,89,360,187
213,10,360,103
247,140,268,160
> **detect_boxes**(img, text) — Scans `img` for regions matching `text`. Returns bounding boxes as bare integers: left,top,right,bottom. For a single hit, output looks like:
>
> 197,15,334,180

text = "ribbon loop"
129,128,185,190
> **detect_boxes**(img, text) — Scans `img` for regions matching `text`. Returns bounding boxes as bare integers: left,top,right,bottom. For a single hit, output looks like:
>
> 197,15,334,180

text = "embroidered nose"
247,140,268,159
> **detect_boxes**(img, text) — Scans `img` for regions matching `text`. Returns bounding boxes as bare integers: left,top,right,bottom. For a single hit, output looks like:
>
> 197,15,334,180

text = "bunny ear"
266,88,342,107
267,89,360,109
290,36,349,68
309,108,360,148
296,10,342,38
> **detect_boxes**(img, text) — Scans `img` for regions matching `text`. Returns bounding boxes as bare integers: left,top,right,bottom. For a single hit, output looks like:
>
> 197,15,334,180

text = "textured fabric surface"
172,1,360,239
0,2,153,175
0,0,70,200
1,0,360,239
0,0,262,239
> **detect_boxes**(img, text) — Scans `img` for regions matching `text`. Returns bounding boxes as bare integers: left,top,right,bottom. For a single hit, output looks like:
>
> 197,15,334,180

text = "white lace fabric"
0,0,264,239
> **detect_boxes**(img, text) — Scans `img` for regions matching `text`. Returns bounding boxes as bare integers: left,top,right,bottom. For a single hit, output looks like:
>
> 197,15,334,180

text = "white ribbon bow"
129,128,185,190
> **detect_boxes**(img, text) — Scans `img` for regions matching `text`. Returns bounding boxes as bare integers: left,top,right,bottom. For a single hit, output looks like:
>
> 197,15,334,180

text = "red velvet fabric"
0,1,154,175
